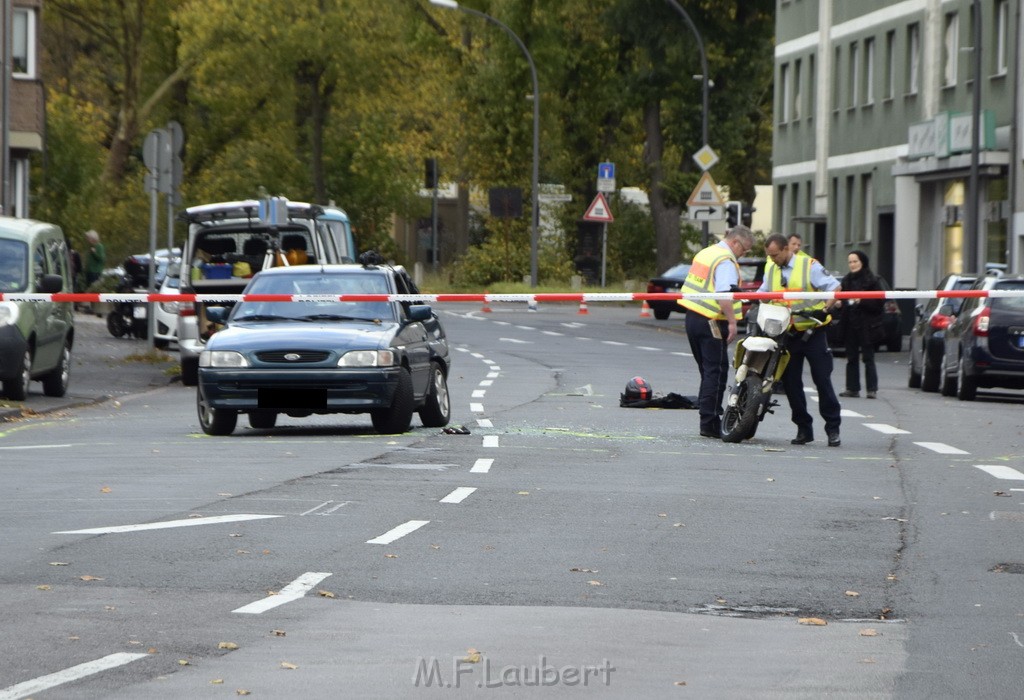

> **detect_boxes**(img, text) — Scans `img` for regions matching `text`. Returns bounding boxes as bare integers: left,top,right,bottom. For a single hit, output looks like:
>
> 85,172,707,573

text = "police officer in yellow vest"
757,233,843,447
679,225,755,439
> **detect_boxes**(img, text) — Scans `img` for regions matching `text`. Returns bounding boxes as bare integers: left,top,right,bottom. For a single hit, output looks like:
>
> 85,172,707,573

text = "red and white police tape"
1,290,1022,303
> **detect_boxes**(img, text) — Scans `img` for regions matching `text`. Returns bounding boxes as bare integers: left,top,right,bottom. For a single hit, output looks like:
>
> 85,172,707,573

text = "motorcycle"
720,302,829,443
106,256,154,339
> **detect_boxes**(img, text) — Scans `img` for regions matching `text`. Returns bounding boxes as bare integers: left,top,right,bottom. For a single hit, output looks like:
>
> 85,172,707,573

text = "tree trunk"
643,99,682,274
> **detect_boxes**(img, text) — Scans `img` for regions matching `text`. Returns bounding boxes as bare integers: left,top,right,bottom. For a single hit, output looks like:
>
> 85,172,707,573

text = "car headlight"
199,350,249,368
338,350,396,367
0,302,18,327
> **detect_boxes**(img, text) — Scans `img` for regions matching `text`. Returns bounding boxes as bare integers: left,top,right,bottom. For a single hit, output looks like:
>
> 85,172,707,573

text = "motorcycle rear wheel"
721,375,764,443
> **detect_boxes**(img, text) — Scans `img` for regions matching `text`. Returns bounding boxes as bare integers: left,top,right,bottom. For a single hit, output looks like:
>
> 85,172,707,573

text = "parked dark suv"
908,273,977,391
939,273,1024,400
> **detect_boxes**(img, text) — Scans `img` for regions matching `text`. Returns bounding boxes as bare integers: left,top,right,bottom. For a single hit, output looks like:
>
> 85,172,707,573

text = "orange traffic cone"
639,300,652,318
578,300,589,315
481,291,492,313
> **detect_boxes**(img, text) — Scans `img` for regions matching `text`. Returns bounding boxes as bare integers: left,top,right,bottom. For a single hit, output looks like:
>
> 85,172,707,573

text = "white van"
176,198,345,385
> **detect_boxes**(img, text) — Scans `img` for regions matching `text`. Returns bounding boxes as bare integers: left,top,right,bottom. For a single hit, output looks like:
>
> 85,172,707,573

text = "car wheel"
371,367,414,434
956,356,977,401
940,358,958,397
908,348,922,388
154,338,169,350
653,307,670,321
41,341,71,397
921,354,940,392
248,411,277,430
418,361,451,428
180,357,199,387
197,388,237,436
2,347,32,401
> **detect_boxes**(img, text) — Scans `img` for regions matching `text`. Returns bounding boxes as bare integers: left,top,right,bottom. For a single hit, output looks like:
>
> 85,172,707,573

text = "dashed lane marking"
863,423,911,435
232,572,332,614
54,514,282,535
483,436,500,448
472,390,486,398
440,487,477,504
915,442,970,455
840,409,865,418
470,403,485,413
471,458,494,473
477,419,493,428
0,653,149,700
974,465,1024,480
366,520,430,545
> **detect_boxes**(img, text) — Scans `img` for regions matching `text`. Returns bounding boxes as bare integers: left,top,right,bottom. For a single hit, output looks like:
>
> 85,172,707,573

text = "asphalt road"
1,302,1023,698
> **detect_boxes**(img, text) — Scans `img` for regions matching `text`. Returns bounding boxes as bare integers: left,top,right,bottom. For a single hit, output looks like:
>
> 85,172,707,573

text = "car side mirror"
206,306,229,324
407,305,432,322
38,273,65,294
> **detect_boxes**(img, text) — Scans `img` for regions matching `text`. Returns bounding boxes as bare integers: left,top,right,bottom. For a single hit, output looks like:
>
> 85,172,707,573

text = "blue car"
939,273,1024,401
196,262,451,435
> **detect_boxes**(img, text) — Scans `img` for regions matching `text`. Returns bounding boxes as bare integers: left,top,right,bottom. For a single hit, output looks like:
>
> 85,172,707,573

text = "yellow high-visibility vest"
764,254,828,331
677,244,742,320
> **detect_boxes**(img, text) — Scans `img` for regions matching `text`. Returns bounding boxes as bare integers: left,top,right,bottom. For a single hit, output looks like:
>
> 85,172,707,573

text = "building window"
907,23,920,95
863,37,875,105
845,176,855,242
884,30,895,100
849,41,859,108
12,8,37,78
778,184,788,231
808,54,816,119
793,58,802,120
11,159,29,218
995,0,1009,75
861,174,874,242
780,63,791,123
833,46,842,111
943,12,959,87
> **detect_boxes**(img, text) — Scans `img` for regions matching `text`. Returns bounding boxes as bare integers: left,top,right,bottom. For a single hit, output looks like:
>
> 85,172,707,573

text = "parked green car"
0,217,75,400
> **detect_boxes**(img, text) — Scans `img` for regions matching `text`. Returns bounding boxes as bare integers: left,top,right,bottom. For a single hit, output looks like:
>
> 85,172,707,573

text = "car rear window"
990,281,1024,311
662,264,691,279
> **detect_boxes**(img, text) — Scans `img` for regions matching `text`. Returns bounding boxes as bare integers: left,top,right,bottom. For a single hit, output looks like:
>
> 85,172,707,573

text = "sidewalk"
0,309,179,422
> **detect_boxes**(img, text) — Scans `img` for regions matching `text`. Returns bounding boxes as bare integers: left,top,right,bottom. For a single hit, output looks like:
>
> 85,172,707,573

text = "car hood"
207,320,400,352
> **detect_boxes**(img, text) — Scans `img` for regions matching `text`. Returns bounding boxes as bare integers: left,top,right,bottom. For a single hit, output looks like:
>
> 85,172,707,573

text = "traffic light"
725,202,741,228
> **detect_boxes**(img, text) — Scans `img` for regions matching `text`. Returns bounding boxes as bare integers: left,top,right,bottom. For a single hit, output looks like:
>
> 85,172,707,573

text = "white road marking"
500,337,531,344
472,389,486,398
479,380,494,386
577,336,592,341
840,409,865,418
670,351,693,357
232,572,332,614
915,442,969,455
0,444,73,450
483,359,496,365
572,384,594,396
493,320,511,326
561,322,586,328
483,435,500,448
54,513,282,535
471,458,494,473
477,419,493,428
863,423,911,435
471,352,485,359
974,465,1024,480
601,340,627,346
486,372,499,378
489,365,501,370
636,346,661,351
470,403,485,413
542,330,564,336
300,501,333,516
515,325,536,330
367,520,430,545
0,652,148,700
440,487,477,504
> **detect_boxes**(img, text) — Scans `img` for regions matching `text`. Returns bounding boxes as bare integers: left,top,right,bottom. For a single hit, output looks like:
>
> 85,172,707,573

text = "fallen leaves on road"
236,690,251,696
798,617,827,626
36,585,51,591
178,660,190,666
516,491,530,496
463,648,482,663
317,590,336,598
218,642,239,651
860,629,878,637
569,567,598,573
210,679,224,685
845,590,860,597
281,662,298,670
100,486,112,493
50,562,69,566
79,575,103,582
271,629,286,637
587,580,603,586
384,554,398,559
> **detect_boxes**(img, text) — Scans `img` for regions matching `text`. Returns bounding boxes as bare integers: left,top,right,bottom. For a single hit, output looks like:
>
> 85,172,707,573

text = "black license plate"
258,387,327,409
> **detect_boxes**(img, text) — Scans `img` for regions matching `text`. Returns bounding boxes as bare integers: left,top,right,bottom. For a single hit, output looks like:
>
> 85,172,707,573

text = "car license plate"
133,305,146,319
258,387,327,409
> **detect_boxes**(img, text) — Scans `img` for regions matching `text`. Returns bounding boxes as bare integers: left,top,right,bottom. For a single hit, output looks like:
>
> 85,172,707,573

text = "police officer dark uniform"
678,226,755,439
757,233,843,446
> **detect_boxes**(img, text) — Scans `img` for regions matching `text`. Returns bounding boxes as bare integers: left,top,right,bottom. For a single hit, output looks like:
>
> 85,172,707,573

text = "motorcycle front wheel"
107,311,128,338
721,374,764,443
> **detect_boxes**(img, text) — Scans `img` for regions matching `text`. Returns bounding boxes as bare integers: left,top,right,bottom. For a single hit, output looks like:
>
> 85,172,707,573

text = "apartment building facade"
773,0,1021,289
2,0,45,217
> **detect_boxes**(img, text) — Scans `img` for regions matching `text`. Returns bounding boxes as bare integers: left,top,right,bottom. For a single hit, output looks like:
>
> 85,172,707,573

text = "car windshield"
233,271,396,322
662,264,691,279
991,281,1024,311
0,238,28,292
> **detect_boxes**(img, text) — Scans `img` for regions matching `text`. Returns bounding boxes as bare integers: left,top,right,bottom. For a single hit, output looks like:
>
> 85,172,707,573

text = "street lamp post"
665,0,711,247
429,0,541,287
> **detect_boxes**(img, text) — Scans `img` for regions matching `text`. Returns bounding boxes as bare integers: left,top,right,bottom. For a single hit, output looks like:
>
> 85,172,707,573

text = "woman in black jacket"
838,250,884,398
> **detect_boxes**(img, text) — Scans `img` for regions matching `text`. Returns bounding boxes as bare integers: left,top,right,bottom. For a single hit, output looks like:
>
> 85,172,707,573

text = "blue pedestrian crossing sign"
597,162,615,193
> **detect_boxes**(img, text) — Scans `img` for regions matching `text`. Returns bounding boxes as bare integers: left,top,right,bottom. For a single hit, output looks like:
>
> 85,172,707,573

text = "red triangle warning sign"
583,193,614,222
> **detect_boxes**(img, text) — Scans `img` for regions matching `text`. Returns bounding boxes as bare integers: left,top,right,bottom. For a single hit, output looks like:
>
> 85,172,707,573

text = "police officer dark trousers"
781,327,842,443
685,310,730,437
